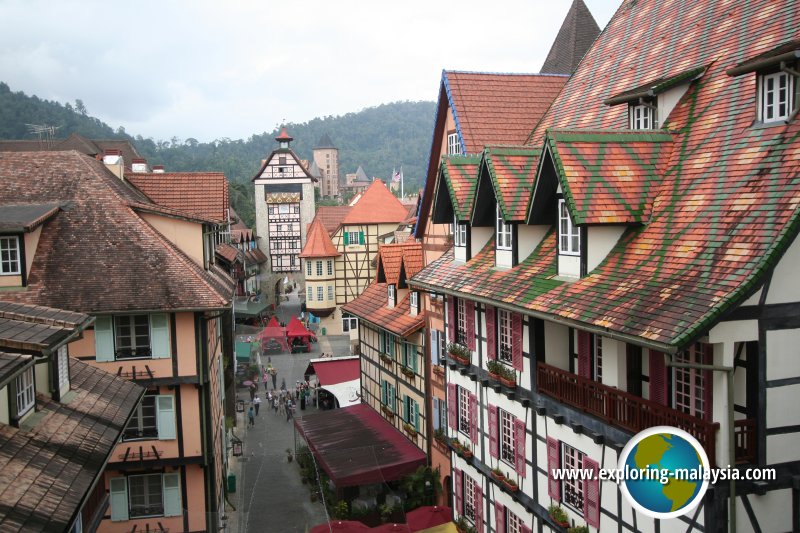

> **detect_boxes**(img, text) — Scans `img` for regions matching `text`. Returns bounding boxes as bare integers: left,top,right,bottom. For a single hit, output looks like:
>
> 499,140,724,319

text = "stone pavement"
224,289,354,533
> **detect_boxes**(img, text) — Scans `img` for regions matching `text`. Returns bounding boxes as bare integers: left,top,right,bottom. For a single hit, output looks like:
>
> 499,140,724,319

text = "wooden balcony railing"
537,362,719,466
734,418,757,464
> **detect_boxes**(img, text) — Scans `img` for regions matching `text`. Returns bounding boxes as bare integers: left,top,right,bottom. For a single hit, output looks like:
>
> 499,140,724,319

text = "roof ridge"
444,69,570,78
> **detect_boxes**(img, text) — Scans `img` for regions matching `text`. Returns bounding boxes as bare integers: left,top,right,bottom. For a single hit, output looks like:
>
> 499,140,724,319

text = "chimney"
152,165,165,173
131,158,149,173
102,149,124,179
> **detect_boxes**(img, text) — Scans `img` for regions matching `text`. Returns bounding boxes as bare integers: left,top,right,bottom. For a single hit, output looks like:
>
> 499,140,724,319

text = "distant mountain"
0,82,436,227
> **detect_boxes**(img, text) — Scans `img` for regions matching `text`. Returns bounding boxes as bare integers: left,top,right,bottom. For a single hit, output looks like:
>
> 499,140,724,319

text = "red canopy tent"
287,316,315,352
310,521,370,533
266,316,280,328
405,506,452,531
256,325,288,351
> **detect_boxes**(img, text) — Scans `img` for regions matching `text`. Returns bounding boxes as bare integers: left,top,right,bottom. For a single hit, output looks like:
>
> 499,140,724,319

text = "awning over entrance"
233,298,271,318
307,356,361,408
294,403,426,487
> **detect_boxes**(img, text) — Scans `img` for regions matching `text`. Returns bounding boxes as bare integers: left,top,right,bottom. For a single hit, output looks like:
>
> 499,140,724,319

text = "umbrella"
406,506,451,532
371,524,411,532
242,380,254,387
309,520,370,533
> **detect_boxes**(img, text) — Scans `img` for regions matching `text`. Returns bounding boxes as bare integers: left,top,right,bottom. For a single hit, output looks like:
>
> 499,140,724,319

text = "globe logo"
618,426,710,519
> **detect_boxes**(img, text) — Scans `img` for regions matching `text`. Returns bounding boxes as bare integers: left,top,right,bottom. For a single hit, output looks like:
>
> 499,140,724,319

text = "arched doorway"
443,475,452,508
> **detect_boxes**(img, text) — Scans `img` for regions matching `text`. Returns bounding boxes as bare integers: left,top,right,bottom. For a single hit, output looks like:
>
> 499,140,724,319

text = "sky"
0,0,619,143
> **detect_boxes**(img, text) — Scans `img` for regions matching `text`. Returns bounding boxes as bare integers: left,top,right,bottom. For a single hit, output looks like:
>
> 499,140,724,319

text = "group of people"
246,366,319,427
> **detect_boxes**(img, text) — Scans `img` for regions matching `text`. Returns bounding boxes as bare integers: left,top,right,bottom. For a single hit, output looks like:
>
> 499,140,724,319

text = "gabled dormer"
529,130,673,278
0,203,61,288
431,155,481,262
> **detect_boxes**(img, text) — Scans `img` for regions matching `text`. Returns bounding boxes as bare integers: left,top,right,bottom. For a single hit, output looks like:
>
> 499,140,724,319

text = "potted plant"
502,473,518,492
455,516,476,533
500,366,517,388
447,343,471,365
380,353,393,365
459,441,473,458
548,504,570,528
487,360,503,381
286,448,294,463
490,467,505,482
567,526,589,533
403,422,418,437
434,428,448,445
401,366,415,378
381,405,395,419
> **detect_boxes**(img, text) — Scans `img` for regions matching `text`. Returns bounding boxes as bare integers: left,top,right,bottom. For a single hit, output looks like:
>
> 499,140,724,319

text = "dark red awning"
294,403,426,487
313,358,360,386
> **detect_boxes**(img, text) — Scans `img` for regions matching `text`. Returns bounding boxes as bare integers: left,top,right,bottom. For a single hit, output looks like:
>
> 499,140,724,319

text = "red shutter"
511,313,523,371
465,300,476,350
583,457,601,528
578,330,592,379
469,392,478,444
488,404,498,458
447,296,456,345
455,468,463,516
494,500,505,533
702,343,714,423
546,436,560,501
521,525,532,533
514,417,526,477
649,350,667,405
447,383,457,430
474,484,484,533
486,306,496,360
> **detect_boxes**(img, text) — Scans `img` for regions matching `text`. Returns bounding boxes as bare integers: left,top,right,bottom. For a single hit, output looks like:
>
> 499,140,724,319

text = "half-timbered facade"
411,1,800,532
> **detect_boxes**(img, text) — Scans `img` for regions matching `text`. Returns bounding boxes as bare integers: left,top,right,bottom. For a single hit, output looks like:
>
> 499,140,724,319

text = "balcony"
537,362,720,466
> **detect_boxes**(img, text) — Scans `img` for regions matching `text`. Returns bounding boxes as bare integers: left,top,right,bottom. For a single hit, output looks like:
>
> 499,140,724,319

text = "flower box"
488,371,502,381
380,353,393,365
500,376,517,388
447,343,471,366
403,423,418,437
401,366,415,378
432,365,446,377
548,505,570,528
381,405,395,419
490,469,505,483
502,478,519,492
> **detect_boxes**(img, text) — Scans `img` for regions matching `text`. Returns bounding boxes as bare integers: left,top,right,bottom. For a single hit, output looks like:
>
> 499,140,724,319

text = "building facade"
313,133,340,198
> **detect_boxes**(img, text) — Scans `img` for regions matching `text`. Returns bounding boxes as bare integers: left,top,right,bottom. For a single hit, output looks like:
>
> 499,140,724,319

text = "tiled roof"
483,146,541,222
445,71,569,154
0,358,144,532
0,151,233,312
231,228,255,243
247,248,269,265
342,180,409,225
540,0,601,75
377,241,423,286
543,130,674,224
216,242,240,263
0,301,91,353
126,171,229,223
316,206,352,235
314,133,336,149
341,283,425,338
300,218,340,258
0,203,62,232
416,0,800,349
440,155,481,221
0,134,145,171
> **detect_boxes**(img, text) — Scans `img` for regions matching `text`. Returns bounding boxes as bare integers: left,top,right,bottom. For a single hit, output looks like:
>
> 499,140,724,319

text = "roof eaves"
727,40,800,76
603,64,708,106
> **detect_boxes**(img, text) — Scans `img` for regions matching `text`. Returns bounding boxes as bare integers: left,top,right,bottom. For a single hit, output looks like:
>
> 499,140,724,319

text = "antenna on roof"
26,124,60,149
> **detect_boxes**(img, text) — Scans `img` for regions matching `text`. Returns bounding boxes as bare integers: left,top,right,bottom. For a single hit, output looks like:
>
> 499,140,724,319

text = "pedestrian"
271,367,278,390
280,378,286,391
273,396,279,414
248,406,255,427
254,395,261,416
249,383,256,402
263,369,269,391
286,399,293,422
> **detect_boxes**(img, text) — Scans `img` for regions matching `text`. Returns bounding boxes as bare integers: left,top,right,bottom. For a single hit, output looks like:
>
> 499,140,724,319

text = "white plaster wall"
495,248,513,268
471,226,493,257
767,432,800,464
544,321,570,370
454,245,467,263
733,487,792,533
708,320,758,345
558,254,581,278
587,226,625,272
766,385,800,429
740,287,762,306
600,337,624,388
766,234,800,304
34,362,50,399
658,82,692,126
517,225,548,261
765,329,800,380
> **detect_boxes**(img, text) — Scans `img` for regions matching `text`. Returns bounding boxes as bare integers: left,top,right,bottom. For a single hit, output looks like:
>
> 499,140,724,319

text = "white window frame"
496,205,512,251
57,345,69,391
760,70,795,123
410,291,418,311
328,285,334,300
629,103,656,129
347,230,361,245
0,235,21,275
456,298,467,344
498,309,513,364
447,132,461,155
558,199,581,256
128,473,164,518
307,287,313,301
463,473,477,522
15,366,35,416
316,261,323,276
594,335,603,383
674,342,710,420
499,408,515,466
562,443,585,514
342,314,358,332
306,261,312,276
327,260,333,276
124,393,158,440
457,385,470,436
507,508,524,533
317,286,324,301
453,215,467,247
388,284,396,305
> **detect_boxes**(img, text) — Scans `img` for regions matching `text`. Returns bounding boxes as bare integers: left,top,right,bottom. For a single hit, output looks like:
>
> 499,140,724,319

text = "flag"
392,169,401,182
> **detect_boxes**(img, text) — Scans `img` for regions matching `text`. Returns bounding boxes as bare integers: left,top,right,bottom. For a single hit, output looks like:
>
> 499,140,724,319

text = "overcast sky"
0,0,619,143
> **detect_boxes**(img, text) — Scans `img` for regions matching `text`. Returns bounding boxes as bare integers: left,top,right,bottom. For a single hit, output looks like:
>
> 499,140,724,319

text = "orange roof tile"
341,284,425,338
377,241,423,285
126,172,229,223
343,180,409,224
300,218,340,258
316,206,352,234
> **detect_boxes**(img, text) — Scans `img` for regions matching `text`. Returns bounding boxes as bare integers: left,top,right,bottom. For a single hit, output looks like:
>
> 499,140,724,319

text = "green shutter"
388,334,395,357
359,231,365,245
389,385,396,410
382,380,387,405
94,315,115,362
162,473,182,517
403,395,409,423
109,477,129,521
157,395,176,440
150,313,170,359
344,232,349,245
411,345,418,373
414,400,420,430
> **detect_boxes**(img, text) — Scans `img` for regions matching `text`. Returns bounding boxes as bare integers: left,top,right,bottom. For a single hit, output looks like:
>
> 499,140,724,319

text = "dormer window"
496,205,512,251
0,236,21,275
388,284,396,308
410,291,419,316
447,132,461,155
759,70,795,123
15,366,35,417
453,215,467,247
558,199,580,255
629,102,657,129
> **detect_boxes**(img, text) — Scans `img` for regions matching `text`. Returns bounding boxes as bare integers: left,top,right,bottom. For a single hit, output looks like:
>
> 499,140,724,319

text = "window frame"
387,284,396,306
57,345,70,392
629,102,657,129
498,308,513,364
496,205,513,251
506,508,524,533
759,70,795,123
457,385,470,436
327,260,333,276
447,132,462,155
499,408,516,467
562,443,585,515
317,286,324,301
0,235,21,275
327,285,334,300
307,287,313,301
558,198,581,256
342,314,358,332
316,261,323,276
594,335,603,383
15,365,35,417
463,473,477,522
674,342,711,421
347,230,361,245
409,291,418,311
124,393,159,441
453,215,467,247
127,473,165,519
114,314,151,359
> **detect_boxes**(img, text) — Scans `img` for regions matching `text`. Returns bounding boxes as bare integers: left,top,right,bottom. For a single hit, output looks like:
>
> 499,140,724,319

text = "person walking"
248,406,255,427
249,383,256,402
271,367,278,390
280,378,286,391
254,395,262,416
286,398,293,422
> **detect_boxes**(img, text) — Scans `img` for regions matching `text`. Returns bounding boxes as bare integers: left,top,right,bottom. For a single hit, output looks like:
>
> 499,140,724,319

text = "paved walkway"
225,289,352,533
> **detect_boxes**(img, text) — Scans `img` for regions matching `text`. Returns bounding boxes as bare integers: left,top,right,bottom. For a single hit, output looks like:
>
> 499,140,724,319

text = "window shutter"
488,404,498,458
469,392,478,444
547,436,561,501
389,385,396,411
410,345,418,373
430,330,440,365
414,401,420,430
433,398,440,431
465,300,475,350
514,417,526,477
583,457,601,528
359,231,365,245
485,306,496,360
447,296,456,345
520,525,532,533
511,313,523,371
150,313,170,359
578,330,591,378
109,477,129,521
403,395,409,423
382,380,388,405
494,500,505,533
649,350,667,405
454,468,463,516
94,315,115,362
447,383,457,430
163,473,182,517
157,395,176,440
474,485,484,533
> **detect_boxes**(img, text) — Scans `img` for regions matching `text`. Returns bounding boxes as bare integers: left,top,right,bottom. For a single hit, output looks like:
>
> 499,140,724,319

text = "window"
381,331,396,356
558,199,580,255
506,509,524,533
760,70,795,123
316,261,323,276
381,380,396,410
95,314,169,362
307,287,313,301
279,156,287,165
278,204,290,214
388,284,396,305
347,230,361,245
342,314,358,332
404,395,420,429
674,342,712,420
0,236,21,275
463,474,477,521
402,342,417,372
327,260,333,276
129,474,164,518
447,132,462,155
15,366,35,416
500,409,515,465
57,345,69,392
629,103,656,129
115,315,151,359
317,286,324,301
328,285,334,300
456,298,467,344
124,394,158,440
563,444,585,513
496,205,512,250
410,291,418,311
457,385,470,435
433,397,448,431
498,309,513,364
453,216,467,247
306,261,312,276
594,336,603,383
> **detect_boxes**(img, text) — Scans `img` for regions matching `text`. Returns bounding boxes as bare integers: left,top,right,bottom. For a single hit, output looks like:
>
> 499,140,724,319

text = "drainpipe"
666,357,735,533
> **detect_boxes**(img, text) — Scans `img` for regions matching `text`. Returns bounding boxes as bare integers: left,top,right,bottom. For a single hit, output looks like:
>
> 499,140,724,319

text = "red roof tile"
300,218,341,258
316,206,352,234
483,146,541,222
216,243,240,263
440,155,481,221
341,284,425,338
342,180,409,225
126,171,229,223
377,241,424,286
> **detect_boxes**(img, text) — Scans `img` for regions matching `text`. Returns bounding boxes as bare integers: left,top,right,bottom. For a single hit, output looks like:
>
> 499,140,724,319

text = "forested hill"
0,82,436,227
